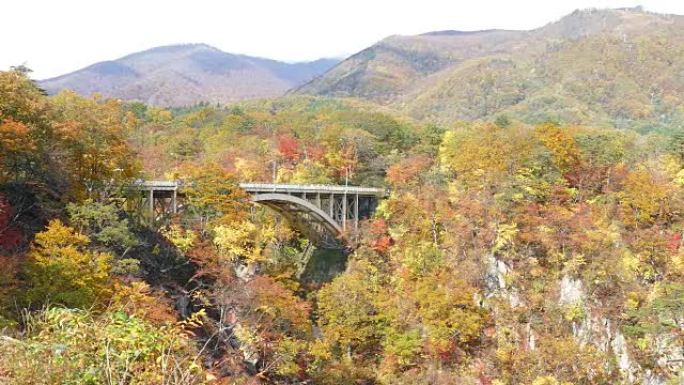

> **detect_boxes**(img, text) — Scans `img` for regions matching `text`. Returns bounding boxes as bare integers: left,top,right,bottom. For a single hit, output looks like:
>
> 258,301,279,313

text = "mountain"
40,44,339,106
295,29,527,101
296,7,684,132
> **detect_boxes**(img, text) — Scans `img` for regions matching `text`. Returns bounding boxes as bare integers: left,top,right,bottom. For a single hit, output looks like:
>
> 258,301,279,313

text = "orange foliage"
248,275,311,335
304,144,326,161
111,280,177,324
0,118,34,153
369,218,392,253
386,155,432,187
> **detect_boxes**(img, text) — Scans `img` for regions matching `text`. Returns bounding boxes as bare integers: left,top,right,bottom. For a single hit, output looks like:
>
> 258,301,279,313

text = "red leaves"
0,228,21,251
277,134,300,162
369,218,392,253
0,194,22,250
668,232,682,253
373,236,392,253
369,218,388,236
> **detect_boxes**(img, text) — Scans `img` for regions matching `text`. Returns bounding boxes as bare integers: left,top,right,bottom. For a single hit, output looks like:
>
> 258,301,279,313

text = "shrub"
0,307,206,384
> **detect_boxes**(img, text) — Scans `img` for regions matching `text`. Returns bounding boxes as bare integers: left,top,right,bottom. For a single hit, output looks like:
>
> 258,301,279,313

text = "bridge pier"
133,181,181,225
148,189,154,220
328,194,333,218
172,189,178,214
342,193,347,231
355,193,359,232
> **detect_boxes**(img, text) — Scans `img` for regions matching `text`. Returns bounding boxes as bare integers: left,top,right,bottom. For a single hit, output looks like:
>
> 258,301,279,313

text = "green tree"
67,200,139,251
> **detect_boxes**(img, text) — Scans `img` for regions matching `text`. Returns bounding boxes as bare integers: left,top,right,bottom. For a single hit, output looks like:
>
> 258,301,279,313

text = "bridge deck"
239,183,386,196
135,180,387,196
134,180,180,191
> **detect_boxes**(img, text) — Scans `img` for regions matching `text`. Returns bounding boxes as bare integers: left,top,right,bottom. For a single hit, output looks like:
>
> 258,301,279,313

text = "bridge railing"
132,180,181,190
238,183,387,196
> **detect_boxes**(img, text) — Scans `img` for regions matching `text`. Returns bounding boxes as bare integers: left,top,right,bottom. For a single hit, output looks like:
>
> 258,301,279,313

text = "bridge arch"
251,193,345,249
133,181,386,249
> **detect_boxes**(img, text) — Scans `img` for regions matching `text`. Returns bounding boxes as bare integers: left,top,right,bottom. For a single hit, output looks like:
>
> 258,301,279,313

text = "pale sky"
2,0,683,79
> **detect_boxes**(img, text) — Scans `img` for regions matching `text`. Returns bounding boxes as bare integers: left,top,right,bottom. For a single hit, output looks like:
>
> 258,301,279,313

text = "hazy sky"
3,0,683,79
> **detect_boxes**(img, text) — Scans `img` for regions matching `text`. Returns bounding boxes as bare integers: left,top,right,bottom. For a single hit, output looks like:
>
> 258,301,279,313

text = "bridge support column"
329,193,334,218
342,193,347,231
354,193,359,231
148,189,154,223
172,189,178,214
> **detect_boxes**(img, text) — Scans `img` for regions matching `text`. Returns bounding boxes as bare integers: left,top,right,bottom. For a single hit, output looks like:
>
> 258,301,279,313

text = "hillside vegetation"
1,67,683,384
40,44,338,107
297,8,684,133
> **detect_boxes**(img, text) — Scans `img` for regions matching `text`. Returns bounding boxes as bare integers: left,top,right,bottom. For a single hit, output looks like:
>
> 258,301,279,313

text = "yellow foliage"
234,157,265,181
51,91,140,200
290,159,333,184
535,124,580,173
214,221,255,258
213,220,275,263
671,252,684,277
0,307,205,384
317,261,382,352
24,220,113,308
179,163,249,227
531,376,574,385
620,170,669,225
625,291,641,311
411,271,485,351
674,169,684,187
493,223,518,254
439,123,533,187
161,224,197,253
622,250,643,277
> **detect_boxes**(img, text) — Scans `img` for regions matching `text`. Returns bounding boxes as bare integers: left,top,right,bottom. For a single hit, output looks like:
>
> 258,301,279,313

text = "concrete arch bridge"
134,181,387,249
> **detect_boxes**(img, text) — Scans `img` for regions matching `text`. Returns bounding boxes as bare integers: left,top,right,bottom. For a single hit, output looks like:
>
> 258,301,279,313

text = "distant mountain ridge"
296,7,684,132
40,44,339,106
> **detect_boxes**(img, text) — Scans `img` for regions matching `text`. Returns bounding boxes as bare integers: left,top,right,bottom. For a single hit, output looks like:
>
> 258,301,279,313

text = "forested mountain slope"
2,6,684,383
6,70,683,383
40,44,338,106
297,7,684,133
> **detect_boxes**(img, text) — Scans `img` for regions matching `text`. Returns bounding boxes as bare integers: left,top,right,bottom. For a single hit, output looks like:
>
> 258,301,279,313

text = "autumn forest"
1,6,684,385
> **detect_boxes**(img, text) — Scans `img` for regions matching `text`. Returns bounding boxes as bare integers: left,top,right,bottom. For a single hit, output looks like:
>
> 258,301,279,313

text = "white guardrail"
239,183,386,196
134,181,387,196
